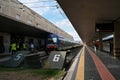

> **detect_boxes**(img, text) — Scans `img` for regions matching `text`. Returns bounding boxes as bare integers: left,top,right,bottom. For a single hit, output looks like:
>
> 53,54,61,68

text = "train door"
0,36,4,53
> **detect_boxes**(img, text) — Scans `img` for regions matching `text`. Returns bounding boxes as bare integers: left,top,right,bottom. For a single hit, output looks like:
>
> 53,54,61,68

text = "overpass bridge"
0,0,74,53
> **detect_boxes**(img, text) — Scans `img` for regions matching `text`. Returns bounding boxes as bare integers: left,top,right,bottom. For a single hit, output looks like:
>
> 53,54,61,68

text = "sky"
18,0,81,42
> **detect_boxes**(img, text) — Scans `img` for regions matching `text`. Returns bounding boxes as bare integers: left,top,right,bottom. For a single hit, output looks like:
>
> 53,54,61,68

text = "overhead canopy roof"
0,14,49,38
57,0,120,43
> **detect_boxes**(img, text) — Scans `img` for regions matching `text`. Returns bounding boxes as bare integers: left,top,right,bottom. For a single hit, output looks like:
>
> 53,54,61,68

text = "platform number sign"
14,54,23,60
53,54,61,62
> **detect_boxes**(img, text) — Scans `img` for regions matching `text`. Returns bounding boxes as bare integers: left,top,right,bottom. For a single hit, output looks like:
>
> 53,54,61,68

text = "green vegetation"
33,69,65,79
0,67,65,79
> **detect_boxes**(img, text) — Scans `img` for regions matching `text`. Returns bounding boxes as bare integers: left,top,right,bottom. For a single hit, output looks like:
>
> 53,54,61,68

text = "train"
45,33,79,52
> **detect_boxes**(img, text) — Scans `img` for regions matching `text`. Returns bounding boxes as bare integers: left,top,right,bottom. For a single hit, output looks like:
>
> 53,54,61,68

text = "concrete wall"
114,21,120,57
0,32,10,53
0,0,74,40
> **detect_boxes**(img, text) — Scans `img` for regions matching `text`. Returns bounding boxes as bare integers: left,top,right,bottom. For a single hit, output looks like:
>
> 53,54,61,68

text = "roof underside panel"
0,14,49,38
57,0,120,43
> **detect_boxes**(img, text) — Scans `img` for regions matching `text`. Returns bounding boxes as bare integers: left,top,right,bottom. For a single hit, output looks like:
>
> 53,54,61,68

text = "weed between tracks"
0,67,65,80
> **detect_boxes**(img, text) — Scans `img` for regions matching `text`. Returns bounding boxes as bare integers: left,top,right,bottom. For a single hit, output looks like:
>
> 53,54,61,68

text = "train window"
48,38,53,43
48,37,57,44
53,38,57,43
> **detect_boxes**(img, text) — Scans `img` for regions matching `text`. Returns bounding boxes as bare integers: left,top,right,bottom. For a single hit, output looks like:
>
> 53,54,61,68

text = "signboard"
2,51,30,67
95,23,114,32
1,51,44,68
48,51,66,69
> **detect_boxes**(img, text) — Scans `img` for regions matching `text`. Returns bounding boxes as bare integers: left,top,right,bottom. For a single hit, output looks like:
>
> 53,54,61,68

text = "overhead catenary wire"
23,0,56,4
29,5,57,8
23,2,67,20
0,0,69,24
1,0,68,21
55,5,68,20
0,3,57,9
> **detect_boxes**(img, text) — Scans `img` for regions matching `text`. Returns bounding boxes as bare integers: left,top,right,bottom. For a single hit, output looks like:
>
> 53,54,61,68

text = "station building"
0,0,74,53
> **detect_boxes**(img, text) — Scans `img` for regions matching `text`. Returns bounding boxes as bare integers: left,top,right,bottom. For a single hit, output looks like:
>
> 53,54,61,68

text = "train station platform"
64,46,120,80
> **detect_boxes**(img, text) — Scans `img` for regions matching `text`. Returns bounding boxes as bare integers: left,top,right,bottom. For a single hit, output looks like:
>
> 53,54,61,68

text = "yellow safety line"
76,47,85,80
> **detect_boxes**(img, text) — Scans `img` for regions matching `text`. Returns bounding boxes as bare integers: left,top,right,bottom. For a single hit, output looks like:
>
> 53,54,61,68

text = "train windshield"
48,37,57,44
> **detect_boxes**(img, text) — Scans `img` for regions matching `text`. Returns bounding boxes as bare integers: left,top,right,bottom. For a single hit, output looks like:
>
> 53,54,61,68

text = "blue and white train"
46,33,79,51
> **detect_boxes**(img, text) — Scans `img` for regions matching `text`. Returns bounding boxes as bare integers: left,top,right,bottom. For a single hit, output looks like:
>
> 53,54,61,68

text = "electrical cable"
29,5,57,8
0,3,57,9
23,0,56,4
55,5,67,19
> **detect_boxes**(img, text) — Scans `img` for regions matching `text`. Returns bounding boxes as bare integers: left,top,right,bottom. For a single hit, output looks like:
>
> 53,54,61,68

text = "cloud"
18,0,82,41
55,19,73,28
19,0,51,15
33,6,50,15
55,19,81,41
69,32,82,41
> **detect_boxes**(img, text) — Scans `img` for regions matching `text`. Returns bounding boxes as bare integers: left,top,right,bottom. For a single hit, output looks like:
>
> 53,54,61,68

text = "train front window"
53,38,57,43
48,37,57,44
